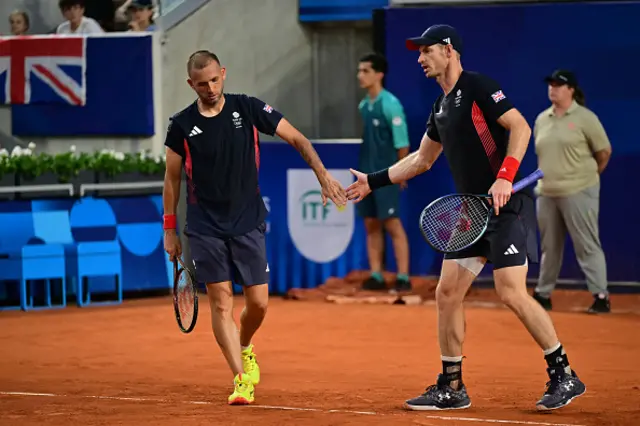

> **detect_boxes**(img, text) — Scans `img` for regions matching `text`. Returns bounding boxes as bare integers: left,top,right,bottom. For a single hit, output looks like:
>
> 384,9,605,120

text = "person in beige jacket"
532,70,612,313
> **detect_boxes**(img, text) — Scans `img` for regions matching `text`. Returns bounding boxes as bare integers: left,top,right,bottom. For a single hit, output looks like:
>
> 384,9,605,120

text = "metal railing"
0,181,164,197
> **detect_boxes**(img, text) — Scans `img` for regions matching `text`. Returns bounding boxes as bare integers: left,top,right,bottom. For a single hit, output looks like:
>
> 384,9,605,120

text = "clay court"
1,290,639,426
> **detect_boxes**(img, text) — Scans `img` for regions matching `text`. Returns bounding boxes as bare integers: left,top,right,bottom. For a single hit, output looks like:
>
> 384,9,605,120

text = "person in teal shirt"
356,53,411,292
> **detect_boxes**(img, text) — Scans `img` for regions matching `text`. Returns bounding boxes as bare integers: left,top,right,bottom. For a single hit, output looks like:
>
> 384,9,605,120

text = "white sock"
543,342,561,356
241,344,251,351
441,355,463,362
542,342,571,375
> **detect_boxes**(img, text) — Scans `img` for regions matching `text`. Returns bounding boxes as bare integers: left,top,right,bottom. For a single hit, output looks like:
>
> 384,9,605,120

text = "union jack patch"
263,103,273,113
491,90,506,103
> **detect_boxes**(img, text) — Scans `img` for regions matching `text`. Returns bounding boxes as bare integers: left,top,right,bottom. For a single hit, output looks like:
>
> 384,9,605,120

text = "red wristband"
163,214,177,230
497,156,520,183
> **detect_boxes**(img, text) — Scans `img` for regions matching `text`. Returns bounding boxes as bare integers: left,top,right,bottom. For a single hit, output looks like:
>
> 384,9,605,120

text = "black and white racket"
173,256,198,334
419,169,543,253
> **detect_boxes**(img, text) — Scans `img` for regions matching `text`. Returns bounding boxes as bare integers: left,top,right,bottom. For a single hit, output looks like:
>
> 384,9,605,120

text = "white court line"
0,391,586,426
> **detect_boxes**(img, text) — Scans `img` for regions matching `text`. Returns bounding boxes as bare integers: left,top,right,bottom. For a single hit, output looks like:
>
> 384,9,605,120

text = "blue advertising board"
299,0,388,22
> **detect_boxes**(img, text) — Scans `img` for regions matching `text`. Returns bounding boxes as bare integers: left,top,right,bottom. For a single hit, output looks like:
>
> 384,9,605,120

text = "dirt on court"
286,270,640,314
1,293,639,426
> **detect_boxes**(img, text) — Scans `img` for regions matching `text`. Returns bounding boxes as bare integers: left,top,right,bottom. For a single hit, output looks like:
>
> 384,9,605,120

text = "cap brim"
129,2,149,8
544,76,571,85
405,37,437,51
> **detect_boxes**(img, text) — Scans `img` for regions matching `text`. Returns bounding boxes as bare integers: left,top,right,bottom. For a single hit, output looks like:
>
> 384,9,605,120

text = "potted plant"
2,143,167,198
0,148,17,185
12,143,97,199
89,149,165,196
90,149,136,183
0,148,18,200
134,150,166,180
12,143,50,184
51,145,96,193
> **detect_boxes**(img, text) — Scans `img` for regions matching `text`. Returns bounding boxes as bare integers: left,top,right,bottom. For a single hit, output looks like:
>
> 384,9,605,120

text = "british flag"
491,90,506,104
0,36,86,106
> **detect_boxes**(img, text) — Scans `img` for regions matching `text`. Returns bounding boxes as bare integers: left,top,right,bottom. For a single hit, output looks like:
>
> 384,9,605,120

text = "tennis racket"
173,256,198,334
419,169,543,253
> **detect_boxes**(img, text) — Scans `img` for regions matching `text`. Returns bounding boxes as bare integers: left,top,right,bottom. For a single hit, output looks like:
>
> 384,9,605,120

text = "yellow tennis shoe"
228,373,255,405
241,344,261,385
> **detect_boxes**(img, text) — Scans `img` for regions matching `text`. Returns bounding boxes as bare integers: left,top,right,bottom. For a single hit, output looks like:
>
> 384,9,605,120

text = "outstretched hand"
319,172,347,208
346,168,371,203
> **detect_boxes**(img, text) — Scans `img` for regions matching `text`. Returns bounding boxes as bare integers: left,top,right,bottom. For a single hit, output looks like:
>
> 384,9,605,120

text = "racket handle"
512,169,544,193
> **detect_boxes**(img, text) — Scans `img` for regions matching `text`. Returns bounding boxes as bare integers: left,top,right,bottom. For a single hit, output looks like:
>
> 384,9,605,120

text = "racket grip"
512,169,544,193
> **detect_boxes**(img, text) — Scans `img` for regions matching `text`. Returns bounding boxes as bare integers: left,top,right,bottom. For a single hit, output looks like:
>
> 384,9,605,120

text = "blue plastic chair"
0,212,35,311
0,255,22,311
31,208,77,293
76,241,123,307
21,244,67,311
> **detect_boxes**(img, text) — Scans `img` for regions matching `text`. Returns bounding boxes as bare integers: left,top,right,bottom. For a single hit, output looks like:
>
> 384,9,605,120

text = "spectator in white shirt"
56,0,104,35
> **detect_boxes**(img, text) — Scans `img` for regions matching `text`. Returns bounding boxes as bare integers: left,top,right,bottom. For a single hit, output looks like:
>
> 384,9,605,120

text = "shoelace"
543,375,564,395
242,353,256,373
422,384,439,396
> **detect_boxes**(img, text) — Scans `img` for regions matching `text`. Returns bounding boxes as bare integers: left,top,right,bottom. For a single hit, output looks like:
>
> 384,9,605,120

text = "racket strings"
420,195,489,252
176,269,195,326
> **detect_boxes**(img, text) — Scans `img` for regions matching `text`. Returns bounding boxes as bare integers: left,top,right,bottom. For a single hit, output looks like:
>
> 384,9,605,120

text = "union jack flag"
491,90,506,104
0,36,86,106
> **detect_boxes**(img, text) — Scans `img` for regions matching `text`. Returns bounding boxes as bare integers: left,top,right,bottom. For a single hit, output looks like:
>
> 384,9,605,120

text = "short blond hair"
9,9,30,32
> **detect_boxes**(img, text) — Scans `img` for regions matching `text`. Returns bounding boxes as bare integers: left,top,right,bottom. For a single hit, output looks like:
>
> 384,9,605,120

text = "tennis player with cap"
346,25,586,411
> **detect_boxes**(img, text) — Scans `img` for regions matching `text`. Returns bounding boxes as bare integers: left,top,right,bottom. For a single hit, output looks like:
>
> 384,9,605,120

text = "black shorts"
186,222,269,286
444,194,539,269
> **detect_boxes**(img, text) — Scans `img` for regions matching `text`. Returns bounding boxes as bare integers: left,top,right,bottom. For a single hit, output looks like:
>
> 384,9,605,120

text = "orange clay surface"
1,294,639,426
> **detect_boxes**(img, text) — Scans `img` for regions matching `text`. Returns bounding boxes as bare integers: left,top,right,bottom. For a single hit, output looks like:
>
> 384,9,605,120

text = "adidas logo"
189,126,203,137
504,244,519,255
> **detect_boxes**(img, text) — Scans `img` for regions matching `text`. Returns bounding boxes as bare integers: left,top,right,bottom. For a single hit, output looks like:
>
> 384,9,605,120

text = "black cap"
406,24,463,55
129,0,153,8
544,70,577,87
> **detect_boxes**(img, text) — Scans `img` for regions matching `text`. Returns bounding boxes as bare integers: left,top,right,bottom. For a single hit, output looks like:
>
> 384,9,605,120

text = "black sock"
544,343,571,376
441,356,463,390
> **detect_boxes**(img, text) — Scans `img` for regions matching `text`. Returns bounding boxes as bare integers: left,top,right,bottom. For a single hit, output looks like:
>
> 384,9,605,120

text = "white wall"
161,0,315,138
161,0,373,139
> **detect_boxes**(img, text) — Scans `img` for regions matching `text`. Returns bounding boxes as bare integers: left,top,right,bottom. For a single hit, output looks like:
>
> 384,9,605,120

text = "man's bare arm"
275,118,328,180
496,108,532,163
388,133,443,183
163,147,183,220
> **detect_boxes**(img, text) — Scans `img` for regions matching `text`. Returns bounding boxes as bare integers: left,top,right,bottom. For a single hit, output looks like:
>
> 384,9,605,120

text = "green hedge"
0,144,166,183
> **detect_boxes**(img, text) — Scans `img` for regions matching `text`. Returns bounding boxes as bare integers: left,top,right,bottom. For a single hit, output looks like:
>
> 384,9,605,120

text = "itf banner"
287,169,355,263
11,34,154,137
